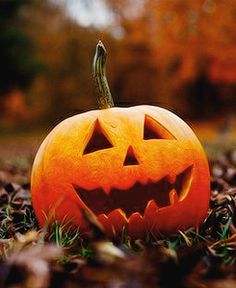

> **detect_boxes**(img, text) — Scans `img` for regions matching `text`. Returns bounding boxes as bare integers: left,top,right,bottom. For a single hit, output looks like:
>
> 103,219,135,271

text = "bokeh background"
0,0,235,181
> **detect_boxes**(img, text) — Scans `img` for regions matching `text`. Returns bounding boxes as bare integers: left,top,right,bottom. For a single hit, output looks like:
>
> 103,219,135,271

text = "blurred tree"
102,0,162,107
1,0,234,123
144,0,236,117
22,0,115,122
104,0,236,118
0,0,41,96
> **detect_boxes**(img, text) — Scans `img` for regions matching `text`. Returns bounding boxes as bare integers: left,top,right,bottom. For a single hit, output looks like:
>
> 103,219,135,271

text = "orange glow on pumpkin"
31,42,210,239
31,106,210,239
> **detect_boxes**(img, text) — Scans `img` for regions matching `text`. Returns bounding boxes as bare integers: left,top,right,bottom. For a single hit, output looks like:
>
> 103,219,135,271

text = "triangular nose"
123,146,139,166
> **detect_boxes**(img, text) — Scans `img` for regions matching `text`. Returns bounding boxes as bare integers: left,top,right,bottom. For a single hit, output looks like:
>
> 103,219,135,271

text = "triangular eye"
83,120,113,154
143,114,176,140
123,146,139,166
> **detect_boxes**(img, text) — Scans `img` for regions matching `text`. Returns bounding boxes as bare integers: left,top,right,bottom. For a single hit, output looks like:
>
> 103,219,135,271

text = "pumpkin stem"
93,41,114,109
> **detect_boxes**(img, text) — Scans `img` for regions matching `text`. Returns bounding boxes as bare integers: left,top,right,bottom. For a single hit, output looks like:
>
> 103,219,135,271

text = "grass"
0,124,236,286
48,219,81,248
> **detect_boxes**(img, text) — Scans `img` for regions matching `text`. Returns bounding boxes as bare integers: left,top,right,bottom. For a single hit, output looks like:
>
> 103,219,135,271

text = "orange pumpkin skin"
31,105,210,239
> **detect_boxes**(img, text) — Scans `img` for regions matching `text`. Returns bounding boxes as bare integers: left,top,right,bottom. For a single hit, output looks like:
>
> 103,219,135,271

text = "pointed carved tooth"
128,212,145,239
144,200,159,217
175,165,194,201
97,214,115,239
169,189,179,205
108,209,128,235
144,200,158,231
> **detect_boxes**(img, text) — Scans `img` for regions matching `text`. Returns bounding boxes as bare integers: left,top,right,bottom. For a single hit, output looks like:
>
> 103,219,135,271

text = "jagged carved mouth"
73,165,193,218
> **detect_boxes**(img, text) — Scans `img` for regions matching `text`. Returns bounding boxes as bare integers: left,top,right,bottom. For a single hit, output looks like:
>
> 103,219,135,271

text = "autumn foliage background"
0,2,236,286
0,0,235,146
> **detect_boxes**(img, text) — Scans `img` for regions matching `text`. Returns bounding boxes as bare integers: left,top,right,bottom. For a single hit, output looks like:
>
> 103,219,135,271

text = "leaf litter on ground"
0,149,236,287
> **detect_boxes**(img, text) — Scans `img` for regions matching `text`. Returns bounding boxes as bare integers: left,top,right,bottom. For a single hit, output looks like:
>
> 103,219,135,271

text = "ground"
0,122,236,288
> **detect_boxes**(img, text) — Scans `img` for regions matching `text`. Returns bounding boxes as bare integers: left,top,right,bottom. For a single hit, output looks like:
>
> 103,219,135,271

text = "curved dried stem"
93,41,114,109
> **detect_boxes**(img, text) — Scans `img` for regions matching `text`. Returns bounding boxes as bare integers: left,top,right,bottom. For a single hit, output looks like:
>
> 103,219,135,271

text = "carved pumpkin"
31,42,210,239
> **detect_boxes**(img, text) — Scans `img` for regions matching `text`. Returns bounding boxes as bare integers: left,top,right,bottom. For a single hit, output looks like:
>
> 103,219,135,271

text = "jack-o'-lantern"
31,41,210,239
